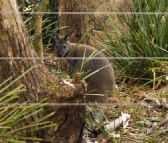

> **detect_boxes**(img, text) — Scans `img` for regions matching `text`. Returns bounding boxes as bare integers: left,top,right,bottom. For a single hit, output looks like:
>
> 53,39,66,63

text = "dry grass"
84,83,168,143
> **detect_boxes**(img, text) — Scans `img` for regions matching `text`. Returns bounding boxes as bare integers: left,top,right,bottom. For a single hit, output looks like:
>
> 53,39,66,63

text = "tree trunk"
34,0,49,63
58,0,132,45
0,0,86,142
58,0,85,43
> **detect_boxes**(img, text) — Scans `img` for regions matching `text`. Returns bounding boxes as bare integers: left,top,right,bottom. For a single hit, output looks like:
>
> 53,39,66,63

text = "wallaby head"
51,31,73,57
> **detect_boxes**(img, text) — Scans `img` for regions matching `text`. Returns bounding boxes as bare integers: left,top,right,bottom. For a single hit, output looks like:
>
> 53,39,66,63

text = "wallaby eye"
63,46,66,49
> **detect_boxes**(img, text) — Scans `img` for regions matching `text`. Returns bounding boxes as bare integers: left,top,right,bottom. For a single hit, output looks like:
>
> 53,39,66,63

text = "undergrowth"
85,0,168,85
0,68,54,142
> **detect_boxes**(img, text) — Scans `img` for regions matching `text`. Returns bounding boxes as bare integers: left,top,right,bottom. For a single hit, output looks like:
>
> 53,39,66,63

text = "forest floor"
84,84,168,143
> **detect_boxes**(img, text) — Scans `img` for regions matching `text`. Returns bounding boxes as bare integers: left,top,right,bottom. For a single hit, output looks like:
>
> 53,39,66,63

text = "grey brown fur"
52,31,116,103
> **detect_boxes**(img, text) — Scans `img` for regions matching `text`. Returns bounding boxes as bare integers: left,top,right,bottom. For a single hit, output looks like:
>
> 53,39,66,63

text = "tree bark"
58,0,85,43
58,0,132,45
0,0,86,142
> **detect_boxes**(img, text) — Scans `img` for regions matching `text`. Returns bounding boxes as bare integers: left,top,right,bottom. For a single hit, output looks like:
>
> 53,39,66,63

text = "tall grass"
86,0,168,82
0,70,54,142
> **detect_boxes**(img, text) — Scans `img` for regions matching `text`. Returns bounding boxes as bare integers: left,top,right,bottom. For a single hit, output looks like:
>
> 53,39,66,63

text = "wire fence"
1,9,168,107
0,102,166,106
0,11,168,15
0,11,167,61
1,57,168,60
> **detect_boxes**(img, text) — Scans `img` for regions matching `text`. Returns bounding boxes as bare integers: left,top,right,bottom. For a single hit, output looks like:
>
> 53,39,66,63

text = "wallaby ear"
64,31,74,41
51,32,60,41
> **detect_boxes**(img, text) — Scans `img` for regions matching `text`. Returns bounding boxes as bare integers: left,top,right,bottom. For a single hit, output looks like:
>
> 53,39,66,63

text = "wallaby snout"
57,47,66,57
57,53,63,57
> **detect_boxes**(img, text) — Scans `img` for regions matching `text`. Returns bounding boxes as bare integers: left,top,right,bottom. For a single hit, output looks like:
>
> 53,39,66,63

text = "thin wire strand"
0,11,168,15
0,57,168,60
0,103,164,106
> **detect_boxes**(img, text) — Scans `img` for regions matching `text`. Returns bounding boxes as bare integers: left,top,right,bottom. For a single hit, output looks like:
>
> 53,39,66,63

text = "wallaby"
52,31,116,103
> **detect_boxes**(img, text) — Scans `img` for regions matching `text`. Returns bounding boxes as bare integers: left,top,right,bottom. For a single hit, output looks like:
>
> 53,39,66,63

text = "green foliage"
17,0,58,49
0,69,54,142
86,0,168,82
